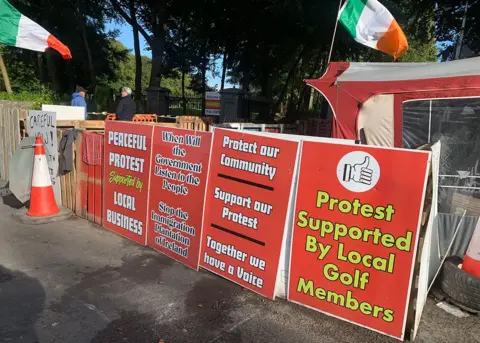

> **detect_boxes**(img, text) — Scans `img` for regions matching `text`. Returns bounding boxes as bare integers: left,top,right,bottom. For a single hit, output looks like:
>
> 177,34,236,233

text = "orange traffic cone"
462,220,480,278
27,136,60,217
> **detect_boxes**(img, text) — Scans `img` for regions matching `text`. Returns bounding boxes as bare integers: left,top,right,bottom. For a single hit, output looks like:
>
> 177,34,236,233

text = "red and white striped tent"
306,57,480,147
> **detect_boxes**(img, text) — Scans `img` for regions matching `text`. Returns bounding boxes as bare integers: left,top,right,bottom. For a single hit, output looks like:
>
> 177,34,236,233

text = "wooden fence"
57,117,331,225
56,122,106,222
213,119,332,137
57,128,77,211
1,107,332,227
73,131,104,224
0,101,30,181
177,116,213,131
59,120,196,224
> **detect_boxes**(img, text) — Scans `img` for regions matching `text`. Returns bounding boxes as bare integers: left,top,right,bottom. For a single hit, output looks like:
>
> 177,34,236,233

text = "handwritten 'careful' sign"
28,110,60,204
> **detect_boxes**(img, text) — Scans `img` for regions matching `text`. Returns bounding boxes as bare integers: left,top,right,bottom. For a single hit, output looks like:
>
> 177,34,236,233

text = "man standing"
116,87,137,121
71,86,87,119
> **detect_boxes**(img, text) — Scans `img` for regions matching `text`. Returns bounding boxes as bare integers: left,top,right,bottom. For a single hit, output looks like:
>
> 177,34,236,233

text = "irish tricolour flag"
339,0,408,59
0,0,71,59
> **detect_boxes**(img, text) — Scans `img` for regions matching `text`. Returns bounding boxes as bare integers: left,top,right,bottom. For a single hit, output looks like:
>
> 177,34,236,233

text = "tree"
6,0,127,94
436,0,480,60
0,46,43,92
2,0,447,122
109,0,169,87
75,0,97,88
266,0,439,118
105,40,196,97
166,6,199,112
107,0,145,98
129,0,143,99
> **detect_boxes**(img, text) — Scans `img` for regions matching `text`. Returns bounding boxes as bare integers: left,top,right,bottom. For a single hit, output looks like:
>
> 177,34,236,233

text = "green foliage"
5,0,129,93
162,75,197,97
436,1,478,60
212,0,439,116
0,89,57,110
99,40,197,96
99,40,139,93
0,46,44,92
400,40,438,62
168,105,202,117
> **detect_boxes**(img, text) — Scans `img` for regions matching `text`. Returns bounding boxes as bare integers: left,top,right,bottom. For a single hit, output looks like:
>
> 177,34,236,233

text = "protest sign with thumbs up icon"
289,141,430,339
343,156,374,185
337,152,380,192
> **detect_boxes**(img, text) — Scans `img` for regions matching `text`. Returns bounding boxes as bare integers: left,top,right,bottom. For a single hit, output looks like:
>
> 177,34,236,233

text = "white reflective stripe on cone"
32,154,52,187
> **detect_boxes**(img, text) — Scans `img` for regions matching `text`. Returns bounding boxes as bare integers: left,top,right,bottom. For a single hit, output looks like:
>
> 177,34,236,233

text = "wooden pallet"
57,120,106,131
0,106,21,180
451,192,480,216
57,128,77,211
177,116,213,131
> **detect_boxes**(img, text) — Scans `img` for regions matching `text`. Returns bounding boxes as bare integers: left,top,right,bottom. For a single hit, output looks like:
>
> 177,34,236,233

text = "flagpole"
315,0,343,135
0,52,12,94
327,0,344,65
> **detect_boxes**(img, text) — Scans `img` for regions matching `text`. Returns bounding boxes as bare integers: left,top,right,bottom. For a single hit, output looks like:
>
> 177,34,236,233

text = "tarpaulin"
83,132,103,166
59,129,80,174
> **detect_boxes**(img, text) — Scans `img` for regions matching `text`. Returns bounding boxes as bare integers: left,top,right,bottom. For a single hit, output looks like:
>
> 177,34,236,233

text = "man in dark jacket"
116,87,136,121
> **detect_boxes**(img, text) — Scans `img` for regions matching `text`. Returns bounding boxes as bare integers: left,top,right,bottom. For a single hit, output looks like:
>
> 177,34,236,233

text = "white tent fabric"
337,57,480,82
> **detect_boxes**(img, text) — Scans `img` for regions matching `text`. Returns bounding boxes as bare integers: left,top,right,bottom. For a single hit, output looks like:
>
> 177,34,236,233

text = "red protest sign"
288,142,430,340
103,121,153,245
200,129,299,298
147,127,212,269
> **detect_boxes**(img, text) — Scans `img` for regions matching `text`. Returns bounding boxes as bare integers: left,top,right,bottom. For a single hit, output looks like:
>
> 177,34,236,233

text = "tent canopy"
336,57,480,82
306,57,480,142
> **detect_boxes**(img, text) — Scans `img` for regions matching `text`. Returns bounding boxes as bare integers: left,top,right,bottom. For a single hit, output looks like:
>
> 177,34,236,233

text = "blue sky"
106,21,226,89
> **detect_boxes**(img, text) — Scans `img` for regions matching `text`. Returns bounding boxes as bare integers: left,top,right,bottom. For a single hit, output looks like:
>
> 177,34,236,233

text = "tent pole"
0,53,12,94
327,0,344,65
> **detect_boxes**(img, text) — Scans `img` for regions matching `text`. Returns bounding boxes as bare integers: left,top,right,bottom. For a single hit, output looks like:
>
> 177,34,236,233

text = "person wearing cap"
71,85,87,119
115,87,136,121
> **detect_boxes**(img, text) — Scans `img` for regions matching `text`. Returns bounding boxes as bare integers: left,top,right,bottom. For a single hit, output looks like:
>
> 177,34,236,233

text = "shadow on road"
0,264,45,342
90,311,161,343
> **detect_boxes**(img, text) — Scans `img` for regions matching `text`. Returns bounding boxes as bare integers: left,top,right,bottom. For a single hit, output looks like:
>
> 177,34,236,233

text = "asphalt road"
0,199,479,343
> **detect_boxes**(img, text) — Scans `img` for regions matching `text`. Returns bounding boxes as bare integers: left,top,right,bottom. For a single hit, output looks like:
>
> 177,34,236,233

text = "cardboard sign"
147,127,212,269
200,128,299,298
288,142,430,340
27,110,61,205
42,104,85,120
103,121,154,245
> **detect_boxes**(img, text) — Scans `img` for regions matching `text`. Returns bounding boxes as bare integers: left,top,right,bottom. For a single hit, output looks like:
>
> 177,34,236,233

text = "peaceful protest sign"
288,142,430,340
147,127,212,269
200,128,299,298
103,121,154,245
